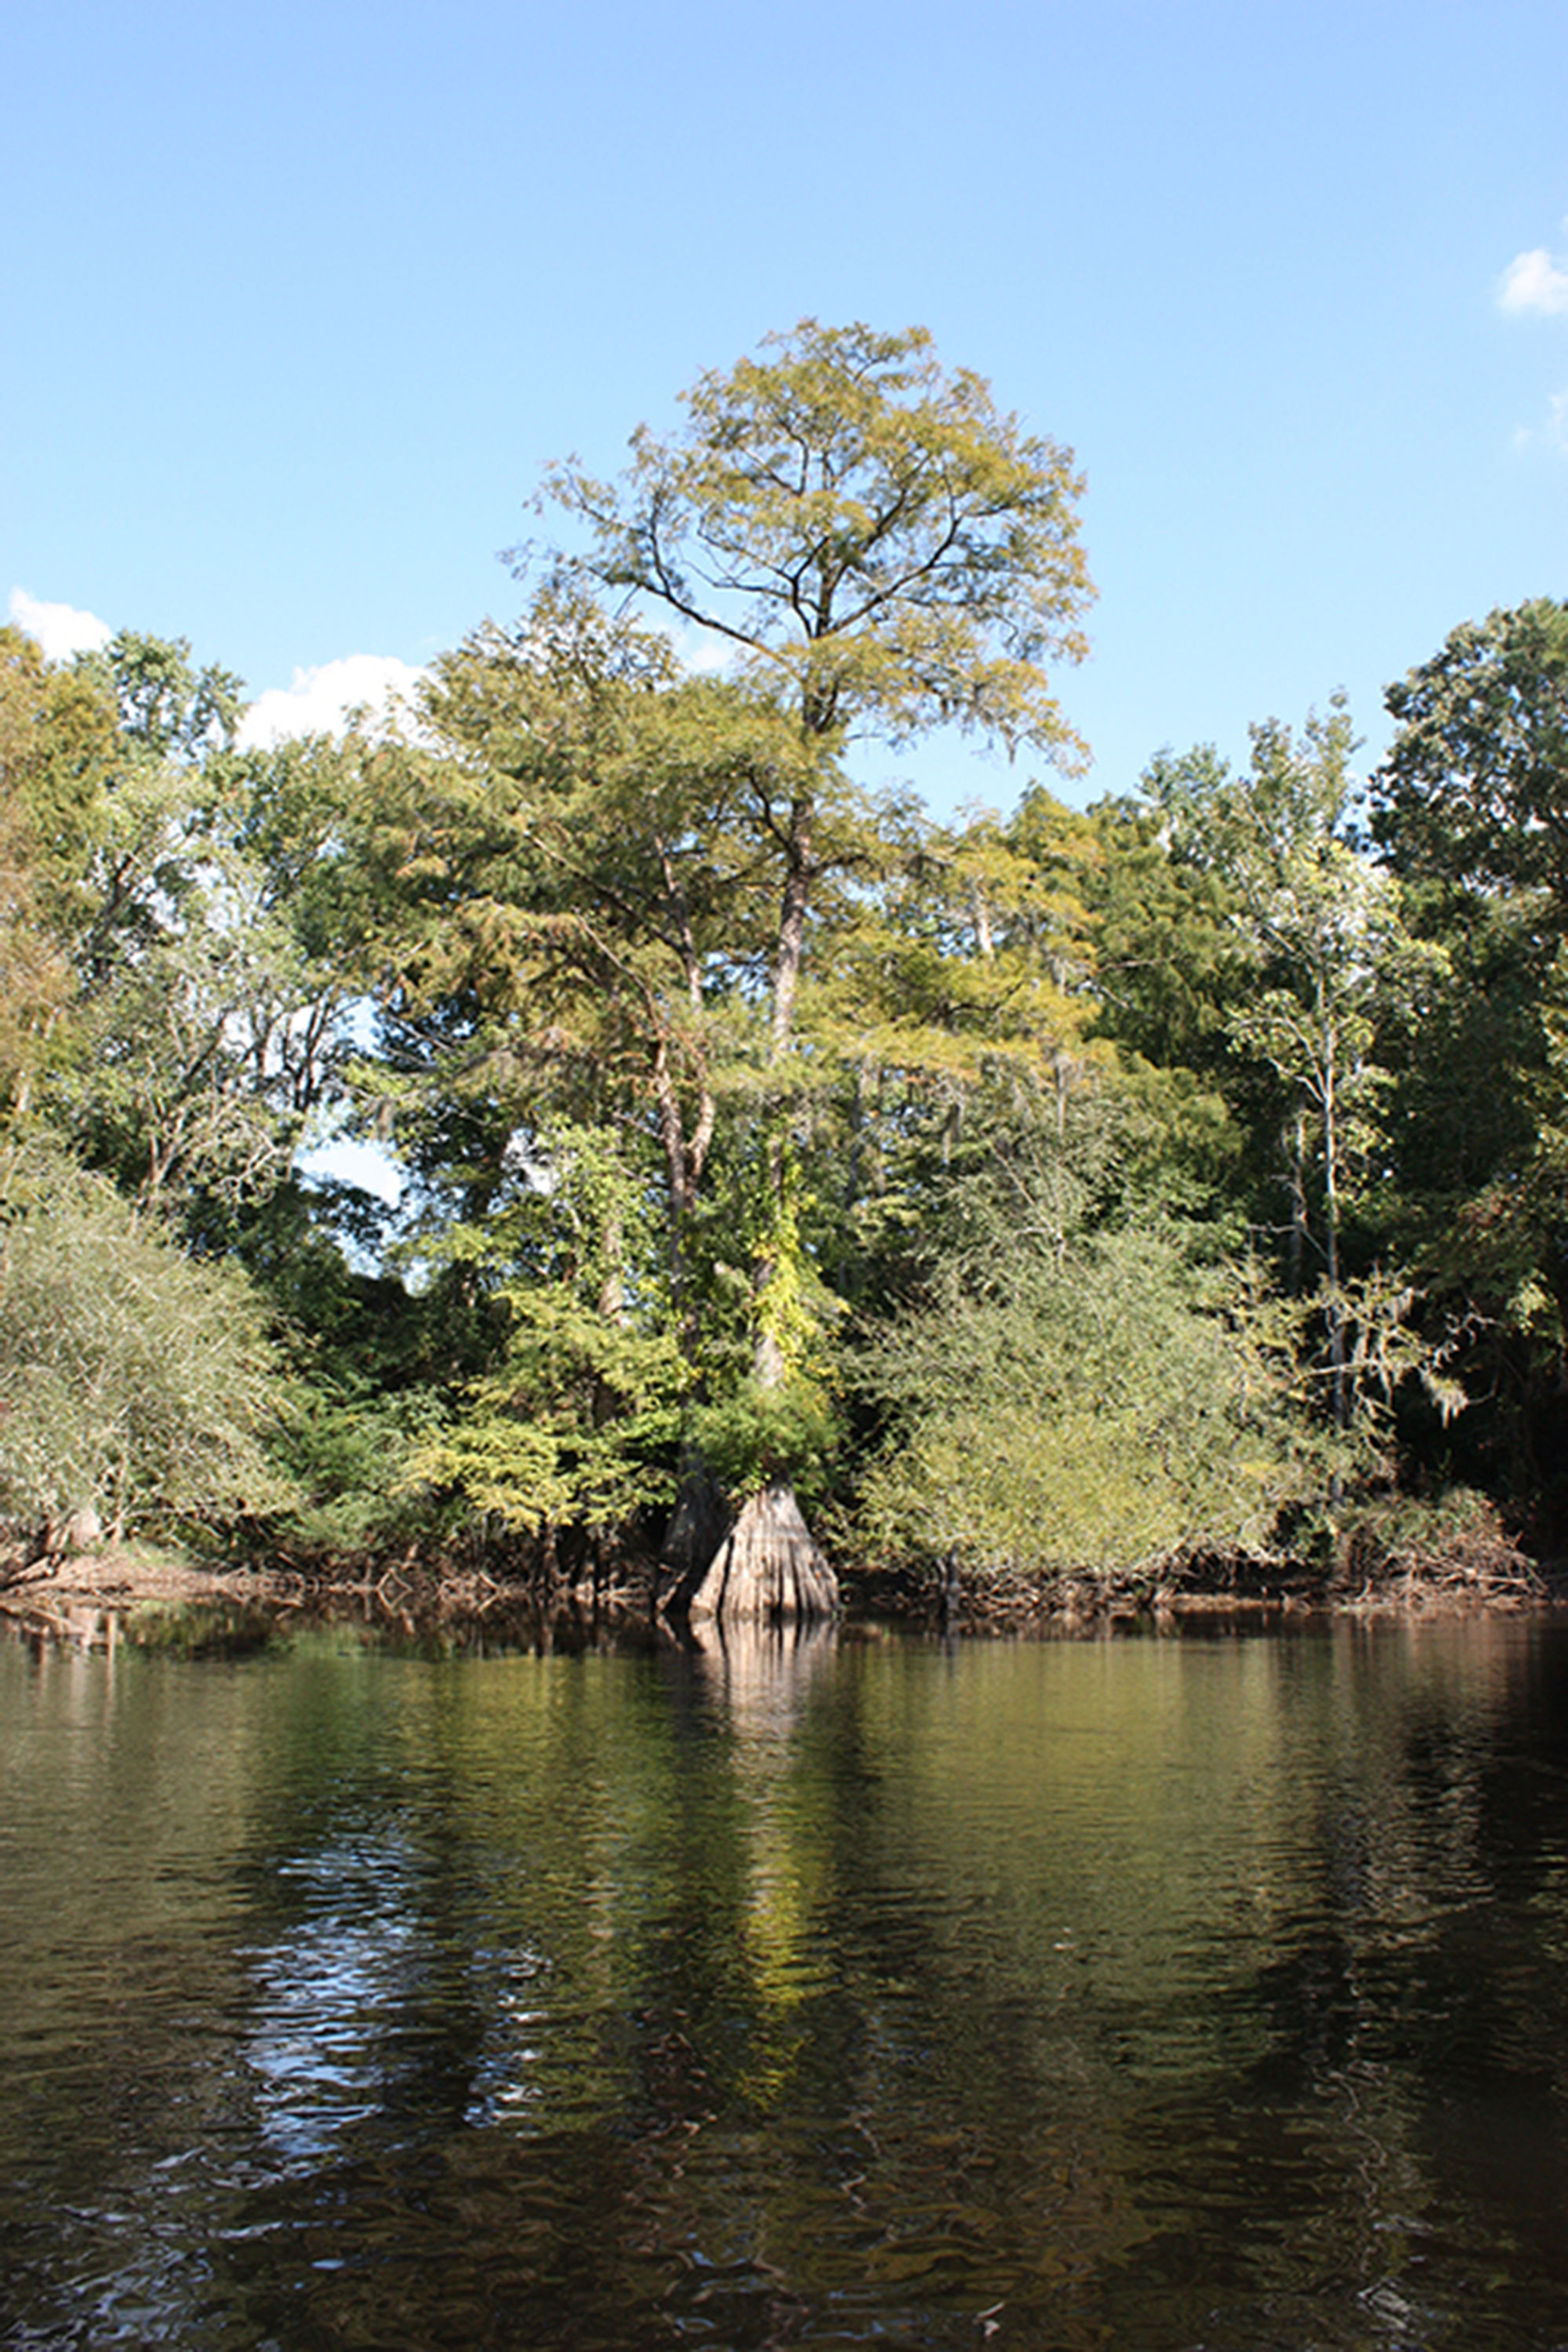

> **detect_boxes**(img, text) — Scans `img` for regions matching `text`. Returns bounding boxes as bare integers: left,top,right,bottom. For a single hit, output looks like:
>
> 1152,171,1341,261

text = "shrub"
0,1152,287,1536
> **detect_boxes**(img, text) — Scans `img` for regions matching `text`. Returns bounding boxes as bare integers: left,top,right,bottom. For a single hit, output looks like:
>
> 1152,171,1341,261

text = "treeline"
3,323,1566,1601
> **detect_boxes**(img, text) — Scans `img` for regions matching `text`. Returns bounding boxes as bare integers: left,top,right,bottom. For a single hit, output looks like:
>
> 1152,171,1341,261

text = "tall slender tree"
536,321,1094,1612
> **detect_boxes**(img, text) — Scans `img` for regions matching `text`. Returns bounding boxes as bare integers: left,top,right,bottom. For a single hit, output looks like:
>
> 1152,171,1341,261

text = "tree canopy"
2,332,1560,1599
540,319,1094,758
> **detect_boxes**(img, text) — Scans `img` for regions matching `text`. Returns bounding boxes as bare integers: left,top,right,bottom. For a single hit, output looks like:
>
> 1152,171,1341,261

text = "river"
2,1609,1567,2348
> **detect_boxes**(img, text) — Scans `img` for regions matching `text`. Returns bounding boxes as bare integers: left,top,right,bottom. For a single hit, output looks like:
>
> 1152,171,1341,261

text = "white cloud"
666,618,735,676
8,588,113,659
236,653,429,749
1499,240,1568,316
1510,390,1568,454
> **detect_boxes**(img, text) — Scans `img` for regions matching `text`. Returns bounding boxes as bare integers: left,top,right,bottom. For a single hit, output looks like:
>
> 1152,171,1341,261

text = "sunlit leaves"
0,1152,286,1531
857,1221,1306,1580
1374,597,1568,913
540,318,1093,759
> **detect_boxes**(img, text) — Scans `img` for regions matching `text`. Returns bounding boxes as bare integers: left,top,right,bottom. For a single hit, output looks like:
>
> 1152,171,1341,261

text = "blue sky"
5,0,1566,816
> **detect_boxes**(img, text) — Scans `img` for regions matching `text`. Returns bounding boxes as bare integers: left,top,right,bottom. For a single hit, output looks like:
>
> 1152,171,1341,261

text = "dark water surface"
3,1613,1568,2350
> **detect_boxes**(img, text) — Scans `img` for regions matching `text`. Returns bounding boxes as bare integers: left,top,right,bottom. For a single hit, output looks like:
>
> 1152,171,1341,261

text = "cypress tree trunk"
658,1453,732,1613
686,1482,837,1623
684,783,840,1625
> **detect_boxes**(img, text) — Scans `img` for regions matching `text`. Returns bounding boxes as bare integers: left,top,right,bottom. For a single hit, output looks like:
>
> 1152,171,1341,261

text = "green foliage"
11,372,1568,1575
2,625,368,1250
270,1376,446,1555
541,318,1094,758
1373,597,1568,913
843,1071,1296,1578
0,624,120,906
0,628,109,1116
686,1132,842,1388
1103,703,1451,1452
0,1152,287,1533
362,597,817,1320
688,1376,840,1507
1366,601,1568,1522
511,323,1100,1562
855,1224,1307,1582
804,791,1102,1085
842,1057,1474,1583
92,629,244,766
408,1289,684,1536
395,1121,686,1539
1085,784,1246,1079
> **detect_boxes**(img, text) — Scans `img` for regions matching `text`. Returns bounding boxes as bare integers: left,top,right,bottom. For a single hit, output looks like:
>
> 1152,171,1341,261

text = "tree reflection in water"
1,1617,1567,2346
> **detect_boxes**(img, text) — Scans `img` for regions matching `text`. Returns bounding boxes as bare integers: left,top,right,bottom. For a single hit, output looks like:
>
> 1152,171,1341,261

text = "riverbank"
2,1536,1560,1650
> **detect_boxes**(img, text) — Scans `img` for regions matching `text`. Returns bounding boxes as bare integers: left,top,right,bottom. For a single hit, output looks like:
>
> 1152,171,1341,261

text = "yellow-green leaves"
539,319,1093,761
409,1289,685,1535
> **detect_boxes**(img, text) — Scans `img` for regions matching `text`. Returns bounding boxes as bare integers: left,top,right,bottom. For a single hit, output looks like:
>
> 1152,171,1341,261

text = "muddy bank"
0,1546,666,1654
846,1548,1562,1636
3,1537,1564,1652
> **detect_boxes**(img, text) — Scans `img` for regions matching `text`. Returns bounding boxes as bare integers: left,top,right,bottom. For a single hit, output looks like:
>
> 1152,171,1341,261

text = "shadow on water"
2,1614,1568,2345
2,1583,676,1662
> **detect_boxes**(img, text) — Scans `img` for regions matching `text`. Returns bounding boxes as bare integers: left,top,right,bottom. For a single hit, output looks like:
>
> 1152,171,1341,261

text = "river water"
3,1609,1568,2349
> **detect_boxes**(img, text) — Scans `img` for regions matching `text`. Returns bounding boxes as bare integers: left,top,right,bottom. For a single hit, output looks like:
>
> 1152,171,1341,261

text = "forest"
3,322,1566,1619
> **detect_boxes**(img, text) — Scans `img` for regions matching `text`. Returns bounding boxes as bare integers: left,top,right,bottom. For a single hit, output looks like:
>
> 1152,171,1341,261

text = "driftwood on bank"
684,1481,839,1624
